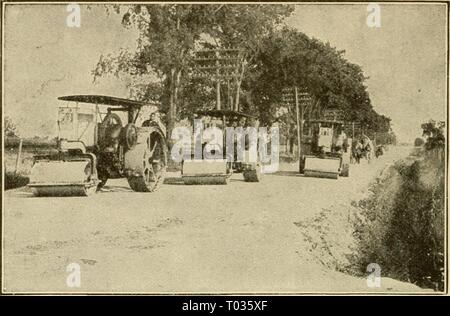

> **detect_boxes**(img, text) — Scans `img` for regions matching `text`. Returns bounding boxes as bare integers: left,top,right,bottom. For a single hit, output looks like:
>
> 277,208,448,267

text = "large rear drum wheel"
127,129,167,192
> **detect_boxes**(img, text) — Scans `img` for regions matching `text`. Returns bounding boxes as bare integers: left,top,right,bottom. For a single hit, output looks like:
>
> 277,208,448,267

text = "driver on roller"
143,111,166,137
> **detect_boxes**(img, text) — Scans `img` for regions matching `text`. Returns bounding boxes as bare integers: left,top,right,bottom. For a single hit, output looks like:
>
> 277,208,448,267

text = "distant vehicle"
181,109,262,185
299,119,351,179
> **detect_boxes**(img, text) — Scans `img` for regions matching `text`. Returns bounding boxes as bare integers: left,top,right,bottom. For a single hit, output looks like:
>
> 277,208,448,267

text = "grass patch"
350,150,445,291
4,172,30,190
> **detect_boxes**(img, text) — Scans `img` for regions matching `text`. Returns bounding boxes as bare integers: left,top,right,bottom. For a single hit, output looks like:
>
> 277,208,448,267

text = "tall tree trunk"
167,70,175,140
168,68,182,141
174,69,181,117
167,68,181,147
166,11,182,147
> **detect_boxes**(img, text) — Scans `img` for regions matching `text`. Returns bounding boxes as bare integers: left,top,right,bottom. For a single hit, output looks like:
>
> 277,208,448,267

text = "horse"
350,141,363,164
360,142,373,163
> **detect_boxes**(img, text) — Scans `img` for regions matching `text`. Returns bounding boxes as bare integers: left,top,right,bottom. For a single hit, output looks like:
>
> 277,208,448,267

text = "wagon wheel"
127,131,167,192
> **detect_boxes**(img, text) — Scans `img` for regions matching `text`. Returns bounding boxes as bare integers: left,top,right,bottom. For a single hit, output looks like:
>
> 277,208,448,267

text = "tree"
414,137,425,147
243,27,390,136
206,5,294,111
93,4,293,141
421,120,445,151
4,116,19,137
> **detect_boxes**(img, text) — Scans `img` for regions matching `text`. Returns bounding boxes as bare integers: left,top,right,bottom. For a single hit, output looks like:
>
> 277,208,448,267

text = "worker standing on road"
334,128,347,153
361,134,373,163
361,134,371,150
354,140,363,164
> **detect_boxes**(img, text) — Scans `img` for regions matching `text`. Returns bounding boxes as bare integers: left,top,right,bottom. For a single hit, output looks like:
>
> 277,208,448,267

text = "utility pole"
191,48,241,111
227,79,233,110
294,87,301,161
282,86,309,172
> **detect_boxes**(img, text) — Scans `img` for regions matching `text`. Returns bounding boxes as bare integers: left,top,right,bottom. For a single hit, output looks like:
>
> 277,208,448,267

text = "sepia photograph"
1,1,448,297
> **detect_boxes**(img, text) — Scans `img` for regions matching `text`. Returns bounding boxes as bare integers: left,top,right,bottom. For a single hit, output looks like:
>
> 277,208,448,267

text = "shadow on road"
163,177,185,185
265,171,303,177
229,178,245,182
100,186,134,193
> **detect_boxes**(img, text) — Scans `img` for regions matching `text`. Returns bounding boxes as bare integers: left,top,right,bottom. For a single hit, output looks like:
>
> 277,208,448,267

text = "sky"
3,3,448,143
286,3,447,143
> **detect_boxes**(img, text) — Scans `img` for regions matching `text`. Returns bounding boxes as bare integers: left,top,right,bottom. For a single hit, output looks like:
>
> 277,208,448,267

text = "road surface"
2,146,428,293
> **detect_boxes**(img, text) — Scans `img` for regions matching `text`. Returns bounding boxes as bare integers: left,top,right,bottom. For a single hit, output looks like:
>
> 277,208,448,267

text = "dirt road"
2,146,428,293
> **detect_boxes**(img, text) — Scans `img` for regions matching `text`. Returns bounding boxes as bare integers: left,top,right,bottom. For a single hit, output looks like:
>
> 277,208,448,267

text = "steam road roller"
181,109,262,185
299,119,351,179
28,95,167,196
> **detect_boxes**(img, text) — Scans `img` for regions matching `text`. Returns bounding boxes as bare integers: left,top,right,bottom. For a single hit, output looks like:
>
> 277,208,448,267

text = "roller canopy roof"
195,109,257,119
58,95,157,108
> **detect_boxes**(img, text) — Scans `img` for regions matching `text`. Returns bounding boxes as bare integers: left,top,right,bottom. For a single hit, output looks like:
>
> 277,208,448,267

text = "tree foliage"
4,116,19,137
93,5,392,142
93,4,294,136
421,120,445,151
244,27,392,136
